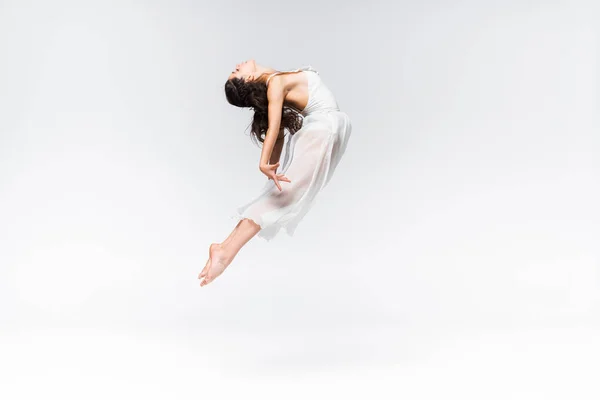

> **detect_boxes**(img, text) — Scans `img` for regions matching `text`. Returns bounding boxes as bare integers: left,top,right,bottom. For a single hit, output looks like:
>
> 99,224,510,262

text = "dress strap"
265,65,316,86
266,68,300,86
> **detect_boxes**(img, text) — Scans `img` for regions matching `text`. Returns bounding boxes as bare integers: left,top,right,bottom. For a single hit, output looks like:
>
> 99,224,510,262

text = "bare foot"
198,243,234,287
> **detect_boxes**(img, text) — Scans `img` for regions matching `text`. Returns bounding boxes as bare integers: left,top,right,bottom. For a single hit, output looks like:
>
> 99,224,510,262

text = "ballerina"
199,59,352,287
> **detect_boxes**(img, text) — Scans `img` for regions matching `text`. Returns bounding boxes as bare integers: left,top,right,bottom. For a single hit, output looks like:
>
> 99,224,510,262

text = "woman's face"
228,59,257,81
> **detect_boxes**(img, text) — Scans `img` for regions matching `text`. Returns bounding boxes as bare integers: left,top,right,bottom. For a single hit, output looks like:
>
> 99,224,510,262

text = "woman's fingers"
269,169,290,191
277,174,291,183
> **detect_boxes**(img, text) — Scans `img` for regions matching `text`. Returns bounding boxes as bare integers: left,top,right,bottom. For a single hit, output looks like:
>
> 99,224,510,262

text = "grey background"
0,0,598,398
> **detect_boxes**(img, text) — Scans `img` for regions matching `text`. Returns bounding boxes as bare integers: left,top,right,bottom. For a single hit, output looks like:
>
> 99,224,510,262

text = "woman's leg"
198,217,261,286
221,219,243,247
220,217,261,258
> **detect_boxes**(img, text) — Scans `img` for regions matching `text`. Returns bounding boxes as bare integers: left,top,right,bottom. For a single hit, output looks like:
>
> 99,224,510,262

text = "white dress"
229,65,352,241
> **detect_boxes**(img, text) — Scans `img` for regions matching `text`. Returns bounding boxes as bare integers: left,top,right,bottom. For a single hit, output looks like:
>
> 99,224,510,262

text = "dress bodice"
266,65,339,116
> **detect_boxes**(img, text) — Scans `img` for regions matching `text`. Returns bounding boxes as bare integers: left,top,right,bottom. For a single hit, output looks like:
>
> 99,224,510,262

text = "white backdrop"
1,0,598,398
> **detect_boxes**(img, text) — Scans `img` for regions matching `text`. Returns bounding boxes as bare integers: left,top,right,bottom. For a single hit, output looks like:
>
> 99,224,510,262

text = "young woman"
198,59,352,287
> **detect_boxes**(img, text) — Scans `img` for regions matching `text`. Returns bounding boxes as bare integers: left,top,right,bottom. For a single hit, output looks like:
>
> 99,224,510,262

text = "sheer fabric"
230,66,352,241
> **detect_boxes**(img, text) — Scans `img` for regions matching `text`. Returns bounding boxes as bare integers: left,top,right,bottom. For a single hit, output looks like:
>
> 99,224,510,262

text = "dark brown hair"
224,73,304,146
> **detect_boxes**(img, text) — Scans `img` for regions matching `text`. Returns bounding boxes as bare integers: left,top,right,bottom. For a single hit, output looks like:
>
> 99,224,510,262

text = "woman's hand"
259,162,291,191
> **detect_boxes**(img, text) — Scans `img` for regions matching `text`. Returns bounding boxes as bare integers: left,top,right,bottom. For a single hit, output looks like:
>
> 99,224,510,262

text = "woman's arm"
269,132,285,165
259,77,285,168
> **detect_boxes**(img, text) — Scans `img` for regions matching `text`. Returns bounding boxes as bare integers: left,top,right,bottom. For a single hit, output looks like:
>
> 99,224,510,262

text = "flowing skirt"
229,110,352,241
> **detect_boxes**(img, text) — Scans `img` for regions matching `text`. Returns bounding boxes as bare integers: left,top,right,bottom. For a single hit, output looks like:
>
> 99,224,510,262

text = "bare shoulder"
266,75,285,100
